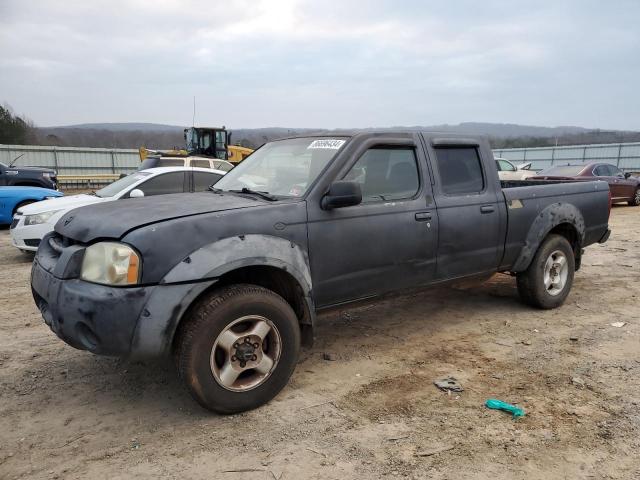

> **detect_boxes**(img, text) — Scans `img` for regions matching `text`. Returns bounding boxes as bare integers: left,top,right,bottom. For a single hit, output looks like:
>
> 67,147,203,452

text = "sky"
1,0,639,130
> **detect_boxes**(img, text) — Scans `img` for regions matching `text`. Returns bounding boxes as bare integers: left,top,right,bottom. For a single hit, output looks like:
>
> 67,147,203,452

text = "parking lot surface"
1,207,639,479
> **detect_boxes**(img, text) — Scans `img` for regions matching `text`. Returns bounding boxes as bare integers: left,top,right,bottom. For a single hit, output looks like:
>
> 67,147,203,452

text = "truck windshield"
214,137,348,198
95,172,151,198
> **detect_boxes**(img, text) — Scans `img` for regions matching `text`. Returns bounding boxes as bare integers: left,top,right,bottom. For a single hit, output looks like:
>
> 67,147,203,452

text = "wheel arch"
11,198,38,215
130,235,316,358
512,203,585,272
173,264,315,352
14,182,45,188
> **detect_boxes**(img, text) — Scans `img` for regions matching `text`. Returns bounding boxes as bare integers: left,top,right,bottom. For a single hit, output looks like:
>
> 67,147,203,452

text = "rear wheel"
516,234,575,309
175,284,300,414
628,188,640,206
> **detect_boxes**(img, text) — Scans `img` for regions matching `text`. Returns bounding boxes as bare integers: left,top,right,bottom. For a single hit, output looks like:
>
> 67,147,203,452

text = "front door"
307,140,437,307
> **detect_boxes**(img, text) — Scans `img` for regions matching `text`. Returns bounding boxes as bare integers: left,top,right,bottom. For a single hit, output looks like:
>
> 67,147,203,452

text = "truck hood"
19,194,105,215
55,191,265,243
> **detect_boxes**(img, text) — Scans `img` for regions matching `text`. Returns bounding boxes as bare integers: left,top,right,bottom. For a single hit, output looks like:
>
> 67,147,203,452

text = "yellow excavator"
138,127,254,169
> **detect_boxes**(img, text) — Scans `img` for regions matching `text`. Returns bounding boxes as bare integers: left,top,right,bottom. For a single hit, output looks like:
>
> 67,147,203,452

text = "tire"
516,234,575,309
175,284,300,414
628,188,640,207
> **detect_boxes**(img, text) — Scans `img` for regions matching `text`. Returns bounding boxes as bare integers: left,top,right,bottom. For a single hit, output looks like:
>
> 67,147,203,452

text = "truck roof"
276,130,488,142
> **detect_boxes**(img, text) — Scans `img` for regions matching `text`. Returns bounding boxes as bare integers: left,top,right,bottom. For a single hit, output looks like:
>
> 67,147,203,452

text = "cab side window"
434,147,485,195
193,172,223,191
343,148,419,202
136,172,186,196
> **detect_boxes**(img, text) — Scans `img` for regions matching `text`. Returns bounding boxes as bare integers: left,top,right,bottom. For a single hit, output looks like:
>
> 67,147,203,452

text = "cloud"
0,0,639,129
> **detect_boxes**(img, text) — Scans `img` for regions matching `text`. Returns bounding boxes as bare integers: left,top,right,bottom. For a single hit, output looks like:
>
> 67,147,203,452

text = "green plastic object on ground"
485,399,525,418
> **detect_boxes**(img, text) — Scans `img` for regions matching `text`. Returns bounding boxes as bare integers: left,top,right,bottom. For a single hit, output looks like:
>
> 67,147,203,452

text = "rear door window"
434,147,485,195
135,172,186,196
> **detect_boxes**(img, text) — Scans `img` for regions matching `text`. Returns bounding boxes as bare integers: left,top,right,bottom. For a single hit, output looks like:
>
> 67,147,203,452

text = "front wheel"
628,188,640,206
516,234,575,309
175,284,300,414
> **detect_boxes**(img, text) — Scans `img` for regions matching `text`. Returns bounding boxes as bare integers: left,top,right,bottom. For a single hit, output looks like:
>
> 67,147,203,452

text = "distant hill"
55,122,185,132
50,121,590,137
32,122,640,150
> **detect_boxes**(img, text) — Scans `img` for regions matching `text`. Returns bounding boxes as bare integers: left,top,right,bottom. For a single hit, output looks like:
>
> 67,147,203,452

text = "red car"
533,163,640,206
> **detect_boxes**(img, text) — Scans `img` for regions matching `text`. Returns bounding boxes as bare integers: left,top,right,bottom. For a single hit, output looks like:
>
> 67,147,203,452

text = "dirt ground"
1,207,639,480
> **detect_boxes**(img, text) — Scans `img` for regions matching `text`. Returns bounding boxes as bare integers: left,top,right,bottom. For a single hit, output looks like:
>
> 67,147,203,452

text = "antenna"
192,96,196,127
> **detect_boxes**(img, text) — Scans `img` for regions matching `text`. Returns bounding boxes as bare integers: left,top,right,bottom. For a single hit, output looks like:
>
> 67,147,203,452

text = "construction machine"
138,127,254,168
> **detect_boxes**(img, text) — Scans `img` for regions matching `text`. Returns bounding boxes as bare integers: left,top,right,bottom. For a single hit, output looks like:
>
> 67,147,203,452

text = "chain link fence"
493,142,640,173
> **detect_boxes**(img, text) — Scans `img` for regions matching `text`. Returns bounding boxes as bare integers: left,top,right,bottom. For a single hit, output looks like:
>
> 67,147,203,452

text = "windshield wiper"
208,185,223,193
229,188,278,201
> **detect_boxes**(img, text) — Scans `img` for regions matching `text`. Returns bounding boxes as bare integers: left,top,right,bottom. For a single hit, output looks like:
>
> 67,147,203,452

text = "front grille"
24,239,41,248
10,218,19,229
47,233,76,257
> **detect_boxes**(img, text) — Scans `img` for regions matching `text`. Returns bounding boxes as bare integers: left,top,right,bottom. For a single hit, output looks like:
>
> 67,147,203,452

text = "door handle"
480,205,495,214
415,212,432,221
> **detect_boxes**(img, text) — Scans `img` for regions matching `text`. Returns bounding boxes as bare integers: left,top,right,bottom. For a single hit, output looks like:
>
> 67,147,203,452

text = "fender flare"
131,235,315,357
161,234,312,293
511,202,585,272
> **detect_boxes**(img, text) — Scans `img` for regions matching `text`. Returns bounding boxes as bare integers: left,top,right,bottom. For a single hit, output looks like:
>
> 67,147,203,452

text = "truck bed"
498,179,610,271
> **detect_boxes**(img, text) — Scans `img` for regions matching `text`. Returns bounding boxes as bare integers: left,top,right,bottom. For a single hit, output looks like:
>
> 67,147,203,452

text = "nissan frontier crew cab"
31,132,611,413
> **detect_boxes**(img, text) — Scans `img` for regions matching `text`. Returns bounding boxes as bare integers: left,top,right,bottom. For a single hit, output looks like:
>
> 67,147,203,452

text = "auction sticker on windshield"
307,139,346,150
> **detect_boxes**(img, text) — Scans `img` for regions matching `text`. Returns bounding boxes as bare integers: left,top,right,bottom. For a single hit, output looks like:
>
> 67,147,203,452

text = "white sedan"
495,158,538,181
10,166,225,252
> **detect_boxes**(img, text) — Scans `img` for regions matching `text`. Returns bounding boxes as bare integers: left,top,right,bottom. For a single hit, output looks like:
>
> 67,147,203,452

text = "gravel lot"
1,207,639,479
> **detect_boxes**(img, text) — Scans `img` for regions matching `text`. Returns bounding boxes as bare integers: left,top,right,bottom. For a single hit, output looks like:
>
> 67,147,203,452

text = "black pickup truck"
0,160,58,189
31,132,611,413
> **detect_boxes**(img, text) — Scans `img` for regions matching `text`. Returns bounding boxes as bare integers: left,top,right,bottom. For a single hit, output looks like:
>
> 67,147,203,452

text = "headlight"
81,242,141,286
24,210,62,225
42,172,56,178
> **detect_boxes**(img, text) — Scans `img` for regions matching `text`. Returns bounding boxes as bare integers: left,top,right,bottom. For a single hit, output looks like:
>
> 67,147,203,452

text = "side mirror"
321,181,362,210
625,172,631,179
129,188,145,198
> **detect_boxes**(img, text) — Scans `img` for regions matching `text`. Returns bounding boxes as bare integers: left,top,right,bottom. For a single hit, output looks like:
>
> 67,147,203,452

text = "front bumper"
31,258,153,356
30,235,219,358
10,214,51,251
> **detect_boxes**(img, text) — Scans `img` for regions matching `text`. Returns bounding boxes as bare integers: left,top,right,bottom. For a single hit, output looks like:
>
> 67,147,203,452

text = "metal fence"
493,142,640,172
0,144,140,176
3,141,640,180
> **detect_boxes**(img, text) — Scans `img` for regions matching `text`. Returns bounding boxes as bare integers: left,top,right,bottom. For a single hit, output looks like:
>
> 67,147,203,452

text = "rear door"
426,140,502,278
307,135,438,307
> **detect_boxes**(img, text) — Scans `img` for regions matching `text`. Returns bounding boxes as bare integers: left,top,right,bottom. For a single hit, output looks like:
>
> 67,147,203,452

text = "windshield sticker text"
307,139,345,150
